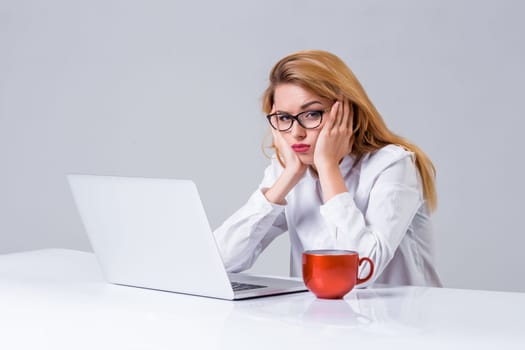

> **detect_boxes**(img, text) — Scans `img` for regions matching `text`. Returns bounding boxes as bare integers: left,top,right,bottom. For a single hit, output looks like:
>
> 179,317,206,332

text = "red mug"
302,249,374,299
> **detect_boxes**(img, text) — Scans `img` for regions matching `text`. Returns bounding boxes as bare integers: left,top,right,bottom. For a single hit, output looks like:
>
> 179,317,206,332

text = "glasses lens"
271,114,293,131
298,111,323,128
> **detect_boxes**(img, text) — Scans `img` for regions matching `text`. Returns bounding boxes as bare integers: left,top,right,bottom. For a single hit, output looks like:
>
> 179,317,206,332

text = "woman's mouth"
291,144,311,153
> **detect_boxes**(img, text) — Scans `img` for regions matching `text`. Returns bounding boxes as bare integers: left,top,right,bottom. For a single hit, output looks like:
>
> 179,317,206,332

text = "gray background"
1,0,524,292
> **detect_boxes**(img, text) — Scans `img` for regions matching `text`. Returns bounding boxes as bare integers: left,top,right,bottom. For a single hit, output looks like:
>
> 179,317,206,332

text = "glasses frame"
266,109,326,132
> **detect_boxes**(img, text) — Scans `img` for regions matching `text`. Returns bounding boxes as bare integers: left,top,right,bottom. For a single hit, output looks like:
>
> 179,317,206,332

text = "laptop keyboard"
231,281,266,292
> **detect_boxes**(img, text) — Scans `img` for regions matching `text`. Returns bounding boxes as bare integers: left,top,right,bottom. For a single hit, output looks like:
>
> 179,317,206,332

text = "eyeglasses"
266,110,325,132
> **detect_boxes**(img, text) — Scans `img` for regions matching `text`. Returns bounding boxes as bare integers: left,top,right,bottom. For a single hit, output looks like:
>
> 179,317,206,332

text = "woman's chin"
297,154,314,165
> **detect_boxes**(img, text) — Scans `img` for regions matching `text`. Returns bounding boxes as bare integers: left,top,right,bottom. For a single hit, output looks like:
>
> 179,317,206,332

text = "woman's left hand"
313,98,354,171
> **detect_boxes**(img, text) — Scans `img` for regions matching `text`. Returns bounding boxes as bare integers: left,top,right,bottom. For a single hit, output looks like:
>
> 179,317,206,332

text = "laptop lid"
67,174,306,300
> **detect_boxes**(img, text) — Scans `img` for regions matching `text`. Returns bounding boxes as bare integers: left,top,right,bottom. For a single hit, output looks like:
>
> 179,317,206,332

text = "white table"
1,249,523,349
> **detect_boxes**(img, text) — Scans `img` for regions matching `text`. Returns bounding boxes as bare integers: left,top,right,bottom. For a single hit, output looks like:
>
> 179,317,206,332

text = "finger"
334,99,341,128
273,129,292,155
271,130,286,164
271,129,281,149
339,98,349,129
347,101,354,131
334,101,342,130
325,101,338,131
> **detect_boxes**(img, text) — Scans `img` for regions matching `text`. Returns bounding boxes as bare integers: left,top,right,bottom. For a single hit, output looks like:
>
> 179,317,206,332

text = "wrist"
283,166,305,183
315,161,340,177
265,166,305,205
317,164,347,203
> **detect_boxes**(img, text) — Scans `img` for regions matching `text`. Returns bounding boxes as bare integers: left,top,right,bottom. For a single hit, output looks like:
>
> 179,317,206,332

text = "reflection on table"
0,249,524,349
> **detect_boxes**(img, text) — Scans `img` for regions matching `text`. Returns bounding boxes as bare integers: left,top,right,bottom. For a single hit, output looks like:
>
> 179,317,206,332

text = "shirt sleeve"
213,161,288,272
319,154,422,286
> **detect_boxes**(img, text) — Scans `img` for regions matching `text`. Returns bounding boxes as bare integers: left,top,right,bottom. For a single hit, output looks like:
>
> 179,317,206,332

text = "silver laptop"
67,174,307,300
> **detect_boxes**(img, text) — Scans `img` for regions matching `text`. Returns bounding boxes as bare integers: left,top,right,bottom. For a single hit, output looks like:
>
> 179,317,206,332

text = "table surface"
1,249,524,349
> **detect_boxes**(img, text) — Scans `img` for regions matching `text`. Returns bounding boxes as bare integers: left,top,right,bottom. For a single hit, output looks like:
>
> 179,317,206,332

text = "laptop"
67,174,307,300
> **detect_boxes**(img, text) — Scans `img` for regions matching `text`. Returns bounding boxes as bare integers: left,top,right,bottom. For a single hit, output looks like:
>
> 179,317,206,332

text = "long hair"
262,50,437,211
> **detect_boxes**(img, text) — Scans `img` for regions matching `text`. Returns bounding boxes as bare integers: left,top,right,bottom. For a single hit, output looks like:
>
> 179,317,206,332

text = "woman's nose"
290,122,307,139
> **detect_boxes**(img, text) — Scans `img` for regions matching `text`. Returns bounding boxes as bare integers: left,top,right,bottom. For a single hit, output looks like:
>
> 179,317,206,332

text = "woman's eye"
304,111,322,119
277,114,292,121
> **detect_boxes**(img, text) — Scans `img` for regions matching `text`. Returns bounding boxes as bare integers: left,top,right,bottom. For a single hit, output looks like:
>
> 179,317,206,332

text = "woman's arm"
319,153,423,285
314,99,354,202
313,100,424,284
213,162,288,272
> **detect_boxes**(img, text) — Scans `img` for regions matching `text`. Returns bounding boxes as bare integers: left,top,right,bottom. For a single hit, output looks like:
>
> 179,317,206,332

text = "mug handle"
356,257,374,285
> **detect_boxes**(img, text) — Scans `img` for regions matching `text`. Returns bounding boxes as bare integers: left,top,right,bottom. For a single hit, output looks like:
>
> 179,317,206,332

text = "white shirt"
213,144,442,287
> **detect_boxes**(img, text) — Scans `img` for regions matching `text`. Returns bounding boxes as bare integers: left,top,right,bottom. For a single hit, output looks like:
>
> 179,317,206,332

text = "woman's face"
272,83,332,165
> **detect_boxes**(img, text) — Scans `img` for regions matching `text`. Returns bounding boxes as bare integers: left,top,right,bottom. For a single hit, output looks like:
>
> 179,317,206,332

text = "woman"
214,50,442,287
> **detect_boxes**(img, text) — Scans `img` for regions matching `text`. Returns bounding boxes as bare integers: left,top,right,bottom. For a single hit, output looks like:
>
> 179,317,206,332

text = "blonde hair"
262,50,437,211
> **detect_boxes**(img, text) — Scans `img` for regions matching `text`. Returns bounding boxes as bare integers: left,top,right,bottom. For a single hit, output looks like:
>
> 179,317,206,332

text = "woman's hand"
263,129,308,205
313,99,354,171
272,128,307,181
313,98,354,202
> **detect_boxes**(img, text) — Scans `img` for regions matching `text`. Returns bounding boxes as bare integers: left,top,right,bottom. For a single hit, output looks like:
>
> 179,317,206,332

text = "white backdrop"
1,0,524,292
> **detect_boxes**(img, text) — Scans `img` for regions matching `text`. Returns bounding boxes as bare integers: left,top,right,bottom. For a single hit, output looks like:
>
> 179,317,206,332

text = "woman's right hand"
272,128,307,180
264,129,307,205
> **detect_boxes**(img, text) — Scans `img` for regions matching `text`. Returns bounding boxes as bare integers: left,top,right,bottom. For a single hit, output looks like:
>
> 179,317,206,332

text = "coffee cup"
302,249,374,299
